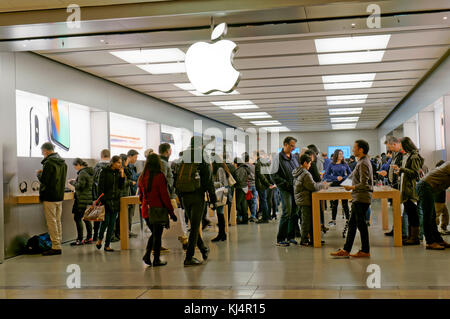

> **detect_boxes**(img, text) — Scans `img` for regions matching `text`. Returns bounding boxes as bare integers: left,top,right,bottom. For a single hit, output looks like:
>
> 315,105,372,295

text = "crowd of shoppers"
35,132,449,263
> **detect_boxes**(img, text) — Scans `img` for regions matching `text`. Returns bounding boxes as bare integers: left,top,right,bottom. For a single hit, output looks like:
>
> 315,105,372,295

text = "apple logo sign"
185,23,240,94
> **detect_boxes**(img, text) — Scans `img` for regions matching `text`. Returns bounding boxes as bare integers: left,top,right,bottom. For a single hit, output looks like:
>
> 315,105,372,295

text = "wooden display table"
15,192,74,204
119,196,140,250
311,186,402,248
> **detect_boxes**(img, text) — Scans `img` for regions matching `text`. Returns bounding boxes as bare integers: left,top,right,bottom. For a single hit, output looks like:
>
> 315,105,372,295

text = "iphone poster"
16,90,91,158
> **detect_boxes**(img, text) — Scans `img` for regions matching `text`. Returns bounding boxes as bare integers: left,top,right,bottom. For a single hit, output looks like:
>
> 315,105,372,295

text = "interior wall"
276,129,380,157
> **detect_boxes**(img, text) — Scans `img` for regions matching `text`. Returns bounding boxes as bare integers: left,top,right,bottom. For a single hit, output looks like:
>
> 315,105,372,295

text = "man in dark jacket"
272,136,300,246
255,151,276,224
234,157,251,225
37,142,68,256
178,136,217,267
127,149,140,238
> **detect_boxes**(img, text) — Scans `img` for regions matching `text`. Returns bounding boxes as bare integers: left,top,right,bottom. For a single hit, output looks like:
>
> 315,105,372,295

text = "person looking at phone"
37,142,68,256
68,158,94,246
96,156,126,252
92,149,110,242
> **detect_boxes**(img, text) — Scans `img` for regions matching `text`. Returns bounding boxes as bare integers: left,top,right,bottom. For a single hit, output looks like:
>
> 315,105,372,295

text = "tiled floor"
0,201,449,299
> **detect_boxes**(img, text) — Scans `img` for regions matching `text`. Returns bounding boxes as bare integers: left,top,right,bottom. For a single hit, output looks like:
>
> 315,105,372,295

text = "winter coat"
70,167,94,212
120,166,132,198
138,171,174,220
92,161,109,199
271,151,299,193
351,155,374,204
98,165,126,210
128,163,139,195
235,163,251,189
399,150,424,202
37,153,68,202
213,167,228,189
255,158,272,191
293,167,327,206
161,156,176,199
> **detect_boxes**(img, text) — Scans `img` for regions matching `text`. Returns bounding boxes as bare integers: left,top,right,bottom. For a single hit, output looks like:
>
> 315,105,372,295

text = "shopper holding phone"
96,156,126,252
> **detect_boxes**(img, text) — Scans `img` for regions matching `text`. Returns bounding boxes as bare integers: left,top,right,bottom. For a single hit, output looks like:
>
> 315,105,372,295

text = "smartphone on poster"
48,98,70,151
29,106,48,157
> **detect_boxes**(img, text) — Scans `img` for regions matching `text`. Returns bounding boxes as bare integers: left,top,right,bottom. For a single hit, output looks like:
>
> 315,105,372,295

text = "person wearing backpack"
96,156,126,252
92,149,110,242
139,153,177,266
37,142,68,256
68,158,94,246
176,136,217,267
233,156,251,225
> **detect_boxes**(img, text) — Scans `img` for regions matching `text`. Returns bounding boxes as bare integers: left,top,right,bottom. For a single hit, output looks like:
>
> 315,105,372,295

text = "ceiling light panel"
234,112,272,119
327,94,368,101
137,63,186,74
314,35,391,53
324,82,373,90
327,100,366,105
330,117,360,123
332,123,357,130
250,120,281,126
259,126,291,132
174,83,195,90
188,90,239,96
328,108,363,115
318,51,386,65
110,48,185,63
212,100,254,106
219,105,259,110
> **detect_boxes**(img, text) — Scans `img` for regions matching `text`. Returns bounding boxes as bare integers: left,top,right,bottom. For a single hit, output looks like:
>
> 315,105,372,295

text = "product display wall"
16,90,91,158
109,112,147,161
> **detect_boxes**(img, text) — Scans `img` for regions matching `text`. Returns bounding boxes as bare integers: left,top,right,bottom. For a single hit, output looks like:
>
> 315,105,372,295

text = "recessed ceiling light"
443,16,447,20
314,34,391,53
174,83,195,90
219,105,259,110
332,123,357,130
259,126,291,132
110,48,185,63
318,51,386,65
324,82,373,90
330,117,360,123
137,63,186,74
322,73,376,83
250,120,282,126
327,94,368,101
329,108,363,115
212,100,253,106
327,100,366,105
188,90,239,96
234,112,272,119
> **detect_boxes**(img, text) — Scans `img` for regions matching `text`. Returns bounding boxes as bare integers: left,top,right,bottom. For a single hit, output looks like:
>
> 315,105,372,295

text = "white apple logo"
185,23,240,94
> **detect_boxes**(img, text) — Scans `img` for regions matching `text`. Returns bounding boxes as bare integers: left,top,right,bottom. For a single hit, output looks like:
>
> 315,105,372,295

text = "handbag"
227,174,236,187
148,206,170,225
215,187,228,207
83,193,105,222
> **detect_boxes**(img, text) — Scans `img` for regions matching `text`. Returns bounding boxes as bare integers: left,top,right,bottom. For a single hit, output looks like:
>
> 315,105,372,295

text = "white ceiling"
33,13,450,132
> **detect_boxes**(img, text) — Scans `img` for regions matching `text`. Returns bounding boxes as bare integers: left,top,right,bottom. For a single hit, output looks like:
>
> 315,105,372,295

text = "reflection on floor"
0,200,449,299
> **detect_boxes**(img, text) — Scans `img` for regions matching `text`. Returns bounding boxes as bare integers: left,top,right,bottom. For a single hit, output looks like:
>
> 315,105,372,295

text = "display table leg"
312,196,321,248
224,205,229,233
230,191,237,226
381,198,389,230
392,193,402,247
120,200,129,250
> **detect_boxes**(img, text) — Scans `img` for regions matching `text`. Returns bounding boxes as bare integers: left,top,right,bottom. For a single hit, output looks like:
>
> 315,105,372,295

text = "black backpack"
175,162,202,193
92,163,106,199
25,233,52,254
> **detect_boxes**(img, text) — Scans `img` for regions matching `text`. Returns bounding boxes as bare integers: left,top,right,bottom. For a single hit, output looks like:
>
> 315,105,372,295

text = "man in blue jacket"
272,136,300,246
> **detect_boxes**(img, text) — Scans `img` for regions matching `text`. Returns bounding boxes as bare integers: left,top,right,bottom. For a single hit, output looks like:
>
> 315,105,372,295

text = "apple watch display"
48,98,70,151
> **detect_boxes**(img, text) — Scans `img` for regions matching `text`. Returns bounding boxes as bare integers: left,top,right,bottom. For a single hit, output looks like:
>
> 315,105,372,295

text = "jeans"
93,222,101,241
246,186,258,219
403,200,419,227
300,206,313,244
182,191,207,260
268,187,280,217
257,188,270,221
145,220,164,260
276,190,299,242
128,204,135,232
99,204,119,248
416,181,443,244
366,207,371,222
73,208,92,241
331,199,350,220
343,202,370,253
236,188,249,223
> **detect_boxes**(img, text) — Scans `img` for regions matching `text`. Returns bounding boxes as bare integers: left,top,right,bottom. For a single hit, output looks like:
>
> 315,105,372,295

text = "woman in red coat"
138,153,177,267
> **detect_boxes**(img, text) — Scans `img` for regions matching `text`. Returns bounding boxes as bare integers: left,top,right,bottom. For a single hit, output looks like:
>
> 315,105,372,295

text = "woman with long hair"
139,153,177,267
96,156,126,252
211,155,229,242
69,158,94,246
324,149,352,227
393,137,424,245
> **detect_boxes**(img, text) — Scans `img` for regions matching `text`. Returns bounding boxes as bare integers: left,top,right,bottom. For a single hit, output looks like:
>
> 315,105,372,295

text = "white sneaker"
328,220,336,227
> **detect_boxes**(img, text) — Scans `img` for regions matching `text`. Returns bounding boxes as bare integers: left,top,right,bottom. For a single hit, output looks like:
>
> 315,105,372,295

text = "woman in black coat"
96,156,126,252
69,158,94,246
